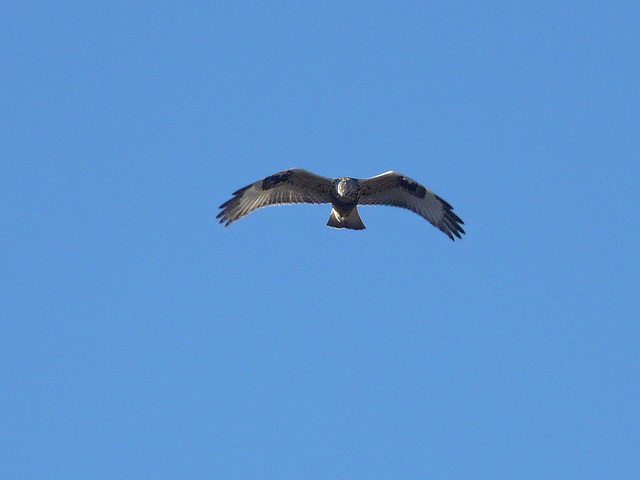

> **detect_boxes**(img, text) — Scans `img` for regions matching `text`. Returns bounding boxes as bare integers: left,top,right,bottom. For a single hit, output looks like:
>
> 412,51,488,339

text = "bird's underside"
217,169,465,240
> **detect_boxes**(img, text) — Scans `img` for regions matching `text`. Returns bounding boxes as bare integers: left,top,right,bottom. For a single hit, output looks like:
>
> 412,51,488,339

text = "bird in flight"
217,169,465,240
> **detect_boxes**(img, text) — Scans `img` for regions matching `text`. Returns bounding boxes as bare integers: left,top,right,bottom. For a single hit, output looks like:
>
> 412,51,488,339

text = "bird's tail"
327,207,366,230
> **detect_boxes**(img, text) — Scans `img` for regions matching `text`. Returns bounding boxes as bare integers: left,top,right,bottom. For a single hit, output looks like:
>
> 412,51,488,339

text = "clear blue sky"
2,2,638,478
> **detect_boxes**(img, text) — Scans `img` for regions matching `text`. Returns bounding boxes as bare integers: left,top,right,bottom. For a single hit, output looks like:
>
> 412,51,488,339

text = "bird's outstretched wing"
217,169,333,226
358,171,465,240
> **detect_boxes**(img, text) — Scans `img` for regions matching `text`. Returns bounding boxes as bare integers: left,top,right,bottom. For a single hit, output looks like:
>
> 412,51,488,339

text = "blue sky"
2,1,639,478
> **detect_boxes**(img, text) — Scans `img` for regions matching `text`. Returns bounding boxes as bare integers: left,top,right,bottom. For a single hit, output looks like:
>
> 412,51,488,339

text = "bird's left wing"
358,171,465,240
217,169,333,226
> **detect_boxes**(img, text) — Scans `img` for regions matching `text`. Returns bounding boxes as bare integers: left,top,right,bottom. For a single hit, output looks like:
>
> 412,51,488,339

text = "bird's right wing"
217,169,333,226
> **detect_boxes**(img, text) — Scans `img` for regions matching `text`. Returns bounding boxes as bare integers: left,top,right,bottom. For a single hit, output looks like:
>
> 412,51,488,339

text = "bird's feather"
217,169,333,226
358,171,465,240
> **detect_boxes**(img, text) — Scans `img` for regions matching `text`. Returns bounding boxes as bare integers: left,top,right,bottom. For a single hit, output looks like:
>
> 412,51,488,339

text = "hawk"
217,169,465,240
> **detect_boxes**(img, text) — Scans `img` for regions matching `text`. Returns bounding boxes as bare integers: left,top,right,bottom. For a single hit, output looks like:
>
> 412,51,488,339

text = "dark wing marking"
217,169,333,226
358,171,465,240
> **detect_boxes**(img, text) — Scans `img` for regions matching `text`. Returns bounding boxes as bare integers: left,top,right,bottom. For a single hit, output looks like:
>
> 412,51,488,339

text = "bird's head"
335,178,360,202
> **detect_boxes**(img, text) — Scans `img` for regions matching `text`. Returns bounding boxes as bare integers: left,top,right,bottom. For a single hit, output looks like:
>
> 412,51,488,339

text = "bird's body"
327,177,366,230
217,169,465,240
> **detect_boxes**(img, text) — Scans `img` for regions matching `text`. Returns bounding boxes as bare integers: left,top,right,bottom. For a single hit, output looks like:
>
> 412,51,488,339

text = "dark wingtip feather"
435,195,453,210
218,184,252,226
449,211,464,224
435,194,466,241
232,184,252,196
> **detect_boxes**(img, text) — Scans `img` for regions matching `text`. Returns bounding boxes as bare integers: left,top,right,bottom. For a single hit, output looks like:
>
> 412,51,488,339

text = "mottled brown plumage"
217,169,465,240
